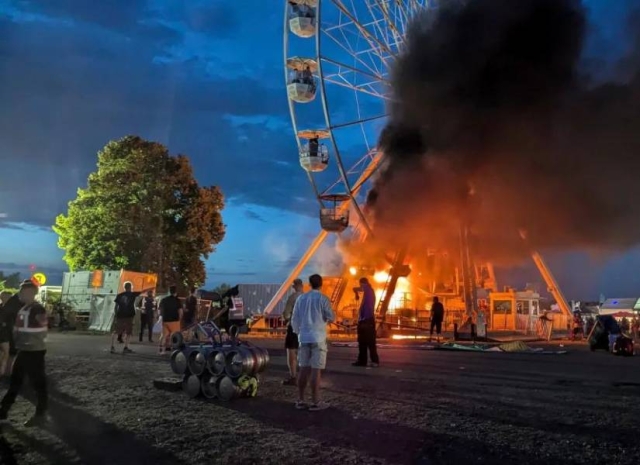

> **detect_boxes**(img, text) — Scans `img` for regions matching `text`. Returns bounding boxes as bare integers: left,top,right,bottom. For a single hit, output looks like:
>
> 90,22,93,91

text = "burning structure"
266,0,640,335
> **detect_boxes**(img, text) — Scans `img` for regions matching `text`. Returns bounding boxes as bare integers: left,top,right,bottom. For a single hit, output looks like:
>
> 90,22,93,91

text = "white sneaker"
308,401,330,411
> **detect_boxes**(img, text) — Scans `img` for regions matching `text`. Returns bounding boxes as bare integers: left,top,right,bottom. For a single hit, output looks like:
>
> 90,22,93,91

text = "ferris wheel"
264,0,434,314
284,0,434,236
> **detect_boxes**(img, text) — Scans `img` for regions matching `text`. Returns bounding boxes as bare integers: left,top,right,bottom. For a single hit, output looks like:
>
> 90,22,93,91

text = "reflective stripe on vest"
16,306,46,333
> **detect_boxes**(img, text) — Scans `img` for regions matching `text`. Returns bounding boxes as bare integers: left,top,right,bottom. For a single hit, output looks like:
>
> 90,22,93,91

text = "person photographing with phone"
352,277,380,368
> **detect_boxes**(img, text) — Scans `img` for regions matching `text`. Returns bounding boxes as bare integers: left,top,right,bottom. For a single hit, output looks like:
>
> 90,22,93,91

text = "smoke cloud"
367,0,640,265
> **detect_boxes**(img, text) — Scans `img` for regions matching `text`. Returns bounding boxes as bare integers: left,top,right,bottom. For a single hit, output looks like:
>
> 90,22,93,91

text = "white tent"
599,298,640,316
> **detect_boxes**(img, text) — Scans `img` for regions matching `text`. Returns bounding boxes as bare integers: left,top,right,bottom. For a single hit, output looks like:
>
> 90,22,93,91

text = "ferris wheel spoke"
365,1,401,51
323,20,388,77
329,0,394,65
322,29,385,77
329,114,386,131
319,148,381,197
320,75,388,100
362,1,395,52
319,55,387,84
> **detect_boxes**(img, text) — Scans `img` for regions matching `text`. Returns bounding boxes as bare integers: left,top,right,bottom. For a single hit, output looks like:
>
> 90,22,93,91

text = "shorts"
163,321,181,346
298,340,328,370
430,320,442,335
115,317,133,336
285,325,299,350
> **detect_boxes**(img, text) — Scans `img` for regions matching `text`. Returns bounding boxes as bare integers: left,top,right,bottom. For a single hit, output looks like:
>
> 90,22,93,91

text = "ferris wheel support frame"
262,150,382,316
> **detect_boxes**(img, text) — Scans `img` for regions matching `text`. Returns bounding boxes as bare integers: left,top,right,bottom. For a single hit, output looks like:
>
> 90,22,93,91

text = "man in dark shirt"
282,278,303,385
352,277,380,367
430,296,445,343
1,291,24,376
183,287,198,329
110,282,137,354
158,286,182,355
139,290,156,343
0,291,16,377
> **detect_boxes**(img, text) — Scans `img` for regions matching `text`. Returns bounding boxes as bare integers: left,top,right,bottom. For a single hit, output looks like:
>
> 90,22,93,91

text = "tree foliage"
53,136,225,290
0,271,22,290
210,283,232,295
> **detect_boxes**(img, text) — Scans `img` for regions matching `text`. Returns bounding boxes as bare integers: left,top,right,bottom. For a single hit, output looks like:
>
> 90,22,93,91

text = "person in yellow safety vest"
0,279,49,427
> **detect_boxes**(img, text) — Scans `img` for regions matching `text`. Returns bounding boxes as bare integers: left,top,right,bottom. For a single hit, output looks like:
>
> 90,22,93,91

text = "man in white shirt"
290,274,335,411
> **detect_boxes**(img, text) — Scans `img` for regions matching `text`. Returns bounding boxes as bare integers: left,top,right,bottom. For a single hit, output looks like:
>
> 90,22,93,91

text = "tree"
53,136,226,291
210,283,232,295
0,271,22,290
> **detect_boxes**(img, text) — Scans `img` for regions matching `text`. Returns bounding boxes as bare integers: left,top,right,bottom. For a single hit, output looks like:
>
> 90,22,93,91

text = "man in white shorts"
290,273,335,411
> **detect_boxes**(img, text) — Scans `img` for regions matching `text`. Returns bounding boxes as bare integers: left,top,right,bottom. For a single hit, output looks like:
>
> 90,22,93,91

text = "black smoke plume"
367,0,640,264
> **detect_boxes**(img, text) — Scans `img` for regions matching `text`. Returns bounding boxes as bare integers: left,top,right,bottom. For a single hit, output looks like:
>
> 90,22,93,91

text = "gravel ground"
0,334,639,465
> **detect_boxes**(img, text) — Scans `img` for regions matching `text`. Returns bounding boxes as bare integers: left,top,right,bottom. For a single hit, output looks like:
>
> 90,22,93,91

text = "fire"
372,270,411,312
373,271,389,283
391,334,429,340
349,266,357,276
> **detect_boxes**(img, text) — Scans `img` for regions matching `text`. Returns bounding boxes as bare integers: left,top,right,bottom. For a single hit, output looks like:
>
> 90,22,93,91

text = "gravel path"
0,334,639,464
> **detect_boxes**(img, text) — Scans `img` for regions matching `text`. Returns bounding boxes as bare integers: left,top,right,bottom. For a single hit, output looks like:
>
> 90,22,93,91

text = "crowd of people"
0,271,472,421
110,283,199,355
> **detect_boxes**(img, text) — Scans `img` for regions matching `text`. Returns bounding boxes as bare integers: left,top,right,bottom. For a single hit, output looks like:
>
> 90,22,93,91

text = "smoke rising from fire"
366,0,640,265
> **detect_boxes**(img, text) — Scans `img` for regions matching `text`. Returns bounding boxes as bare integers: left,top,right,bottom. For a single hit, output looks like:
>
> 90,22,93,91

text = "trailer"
60,270,157,331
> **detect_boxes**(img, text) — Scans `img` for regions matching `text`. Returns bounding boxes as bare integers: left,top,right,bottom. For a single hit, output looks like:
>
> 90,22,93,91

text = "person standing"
282,278,304,386
139,290,156,343
0,291,14,378
158,286,182,355
352,277,380,367
110,282,137,354
0,290,25,376
183,287,198,329
429,296,445,343
0,280,48,427
290,274,335,411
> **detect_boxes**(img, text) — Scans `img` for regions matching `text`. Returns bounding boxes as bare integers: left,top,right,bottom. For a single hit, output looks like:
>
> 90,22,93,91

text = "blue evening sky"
1,0,639,299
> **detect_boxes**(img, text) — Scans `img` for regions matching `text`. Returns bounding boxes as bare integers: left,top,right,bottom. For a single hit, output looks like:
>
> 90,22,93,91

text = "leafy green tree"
54,136,225,291
0,271,21,290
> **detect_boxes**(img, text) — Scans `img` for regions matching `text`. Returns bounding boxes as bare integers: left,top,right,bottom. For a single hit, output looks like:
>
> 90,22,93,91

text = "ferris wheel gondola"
264,0,434,315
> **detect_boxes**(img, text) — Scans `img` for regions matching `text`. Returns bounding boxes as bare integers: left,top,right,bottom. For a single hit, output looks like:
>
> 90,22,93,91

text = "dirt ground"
0,333,639,465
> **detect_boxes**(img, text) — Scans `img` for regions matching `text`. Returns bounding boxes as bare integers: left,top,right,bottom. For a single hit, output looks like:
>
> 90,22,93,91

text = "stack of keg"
169,335,269,401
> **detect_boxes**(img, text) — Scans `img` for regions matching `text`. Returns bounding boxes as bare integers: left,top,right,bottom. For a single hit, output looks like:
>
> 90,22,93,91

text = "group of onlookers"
110,283,199,355
281,274,387,411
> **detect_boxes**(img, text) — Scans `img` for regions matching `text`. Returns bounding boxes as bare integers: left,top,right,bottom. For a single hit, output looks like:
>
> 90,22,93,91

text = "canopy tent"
599,298,640,316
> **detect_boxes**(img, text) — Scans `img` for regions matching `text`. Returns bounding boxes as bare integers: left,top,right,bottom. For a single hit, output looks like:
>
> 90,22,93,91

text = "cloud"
0,3,318,230
243,209,267,223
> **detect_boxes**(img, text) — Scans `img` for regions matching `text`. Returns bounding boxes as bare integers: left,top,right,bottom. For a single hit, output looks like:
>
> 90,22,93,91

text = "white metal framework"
264,0,434,315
